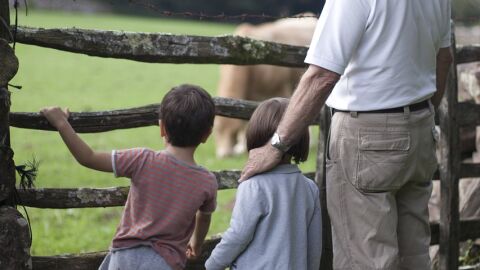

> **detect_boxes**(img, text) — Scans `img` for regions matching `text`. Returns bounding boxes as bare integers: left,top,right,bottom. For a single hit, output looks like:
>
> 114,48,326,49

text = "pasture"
10,10,318,255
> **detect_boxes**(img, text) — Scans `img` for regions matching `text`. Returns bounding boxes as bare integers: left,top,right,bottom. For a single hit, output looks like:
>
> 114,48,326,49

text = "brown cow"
214,15,318,157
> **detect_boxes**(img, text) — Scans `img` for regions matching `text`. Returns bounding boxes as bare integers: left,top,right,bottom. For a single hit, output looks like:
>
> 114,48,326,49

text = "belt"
332,100,430,115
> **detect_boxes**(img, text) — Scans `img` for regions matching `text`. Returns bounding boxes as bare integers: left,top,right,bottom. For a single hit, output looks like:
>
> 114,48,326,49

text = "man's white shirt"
305,0,451,111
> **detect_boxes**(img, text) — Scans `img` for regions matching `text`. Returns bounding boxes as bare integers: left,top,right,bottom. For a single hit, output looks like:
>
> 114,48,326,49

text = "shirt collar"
266,164,301,174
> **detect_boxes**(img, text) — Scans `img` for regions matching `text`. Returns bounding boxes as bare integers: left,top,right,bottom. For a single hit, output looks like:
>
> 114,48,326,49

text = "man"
240,0,453,269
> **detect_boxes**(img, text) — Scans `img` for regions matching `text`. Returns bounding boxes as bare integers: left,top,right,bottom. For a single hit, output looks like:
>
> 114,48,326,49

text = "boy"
41,84,218,270
205,98,322,270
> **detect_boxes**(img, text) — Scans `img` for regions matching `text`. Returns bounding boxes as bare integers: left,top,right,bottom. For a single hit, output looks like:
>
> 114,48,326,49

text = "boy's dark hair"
246,97,309,164
160,84,215,147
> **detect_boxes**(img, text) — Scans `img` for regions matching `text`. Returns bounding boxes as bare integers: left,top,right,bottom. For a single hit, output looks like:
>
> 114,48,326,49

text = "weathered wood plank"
32,251,107,270
17,171,316,209
0,2,16,206
14,26,308,67
32,236,221,270
0,4,30,270
10,97,320,133
0,39,18,86
456,44,480,64
18,187,130,209
10,98,256,133
460,163,480,179
458,102,480,127
438,27,461,270
430,218,480,245
0,207,31,270
29,218,480,270
315,107,332,270
0,0,9,42
12,26,477,67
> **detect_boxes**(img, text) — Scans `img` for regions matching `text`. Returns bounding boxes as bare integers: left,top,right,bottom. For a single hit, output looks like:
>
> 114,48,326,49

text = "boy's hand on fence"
40,107,70,130
239,143,282,182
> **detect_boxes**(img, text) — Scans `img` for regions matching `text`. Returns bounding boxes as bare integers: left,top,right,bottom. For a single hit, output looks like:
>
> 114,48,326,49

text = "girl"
205,97,322,270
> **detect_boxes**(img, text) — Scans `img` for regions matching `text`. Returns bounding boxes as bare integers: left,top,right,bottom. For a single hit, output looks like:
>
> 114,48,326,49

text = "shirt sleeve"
307,187,322,270
305,0,371,75
199,174,218,214
205,180,267,270
439,3,451,48
112,148,149,179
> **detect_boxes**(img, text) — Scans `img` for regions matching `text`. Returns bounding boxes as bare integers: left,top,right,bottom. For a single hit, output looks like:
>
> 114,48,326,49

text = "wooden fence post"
438,22,461,270
0,0,15,206
315,106,332,270
0,2,32,270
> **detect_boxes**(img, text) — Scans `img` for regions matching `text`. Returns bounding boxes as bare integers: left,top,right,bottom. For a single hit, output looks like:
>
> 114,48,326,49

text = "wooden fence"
1,1,480,269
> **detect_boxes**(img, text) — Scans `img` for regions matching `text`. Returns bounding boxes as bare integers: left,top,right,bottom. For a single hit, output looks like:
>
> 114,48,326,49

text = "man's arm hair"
239,65,339,181
277,65,340,147
432,47,453,108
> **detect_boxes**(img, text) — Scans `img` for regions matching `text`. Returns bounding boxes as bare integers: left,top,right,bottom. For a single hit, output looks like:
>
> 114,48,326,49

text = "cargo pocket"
356,131,411,192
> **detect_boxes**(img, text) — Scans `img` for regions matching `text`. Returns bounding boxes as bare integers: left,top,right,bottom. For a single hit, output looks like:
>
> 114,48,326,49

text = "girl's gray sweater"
205,164,322,270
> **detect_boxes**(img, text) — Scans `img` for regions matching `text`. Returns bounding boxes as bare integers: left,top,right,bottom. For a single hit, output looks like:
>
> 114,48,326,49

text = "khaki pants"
326,106,437,270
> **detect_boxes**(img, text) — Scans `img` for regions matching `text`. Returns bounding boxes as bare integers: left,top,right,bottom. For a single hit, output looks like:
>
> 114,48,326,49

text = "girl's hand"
40,107,70,130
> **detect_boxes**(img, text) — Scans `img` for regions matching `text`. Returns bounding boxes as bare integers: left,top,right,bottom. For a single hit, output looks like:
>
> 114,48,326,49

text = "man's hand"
239,143,283,182
40,106,70,130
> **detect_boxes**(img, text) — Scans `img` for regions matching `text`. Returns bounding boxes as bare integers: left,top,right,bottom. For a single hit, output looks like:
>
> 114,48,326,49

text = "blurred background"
6,0,479,258
19,0,326,20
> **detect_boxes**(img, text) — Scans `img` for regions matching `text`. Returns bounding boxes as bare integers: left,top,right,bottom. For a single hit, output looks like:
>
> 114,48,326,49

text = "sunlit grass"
11,10,318,255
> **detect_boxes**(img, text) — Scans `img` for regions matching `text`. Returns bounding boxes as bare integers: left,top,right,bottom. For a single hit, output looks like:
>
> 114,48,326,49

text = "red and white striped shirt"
111,148,217,270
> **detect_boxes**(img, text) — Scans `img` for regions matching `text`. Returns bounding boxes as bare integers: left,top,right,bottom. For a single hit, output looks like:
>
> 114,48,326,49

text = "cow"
214,15,318,158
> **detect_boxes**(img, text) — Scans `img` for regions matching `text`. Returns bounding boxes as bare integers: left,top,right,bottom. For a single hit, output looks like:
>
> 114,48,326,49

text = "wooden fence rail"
10,97,321,133
6,100,452,133
14,26,308,67
15,171,315,209
8,100,478,134
9,98,256,132
13,173,478,209
457,102,480,127
12,26,480,66
32,236,222,270
28,218,480,270
460,163,480,179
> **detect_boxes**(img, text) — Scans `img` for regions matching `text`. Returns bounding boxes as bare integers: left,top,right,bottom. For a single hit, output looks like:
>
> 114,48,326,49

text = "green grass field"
10,10,318,255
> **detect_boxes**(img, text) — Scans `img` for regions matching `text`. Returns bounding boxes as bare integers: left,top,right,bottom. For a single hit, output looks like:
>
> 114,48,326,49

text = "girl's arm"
205,180,266,270
307,188,322,270
40,107,112,172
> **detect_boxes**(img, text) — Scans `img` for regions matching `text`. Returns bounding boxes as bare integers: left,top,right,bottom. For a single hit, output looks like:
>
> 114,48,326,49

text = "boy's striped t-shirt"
110,148,217,270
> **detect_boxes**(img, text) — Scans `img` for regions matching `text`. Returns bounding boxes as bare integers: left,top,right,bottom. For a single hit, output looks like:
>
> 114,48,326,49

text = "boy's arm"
187,211,212,259
40,107,112,172
205,181,266,270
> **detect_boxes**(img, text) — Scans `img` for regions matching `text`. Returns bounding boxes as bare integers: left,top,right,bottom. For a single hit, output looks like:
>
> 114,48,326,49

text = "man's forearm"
432,47,453,108
277,65,339,147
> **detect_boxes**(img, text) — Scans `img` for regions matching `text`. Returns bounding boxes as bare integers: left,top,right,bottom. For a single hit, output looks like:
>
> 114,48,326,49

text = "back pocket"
356,132,410,192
